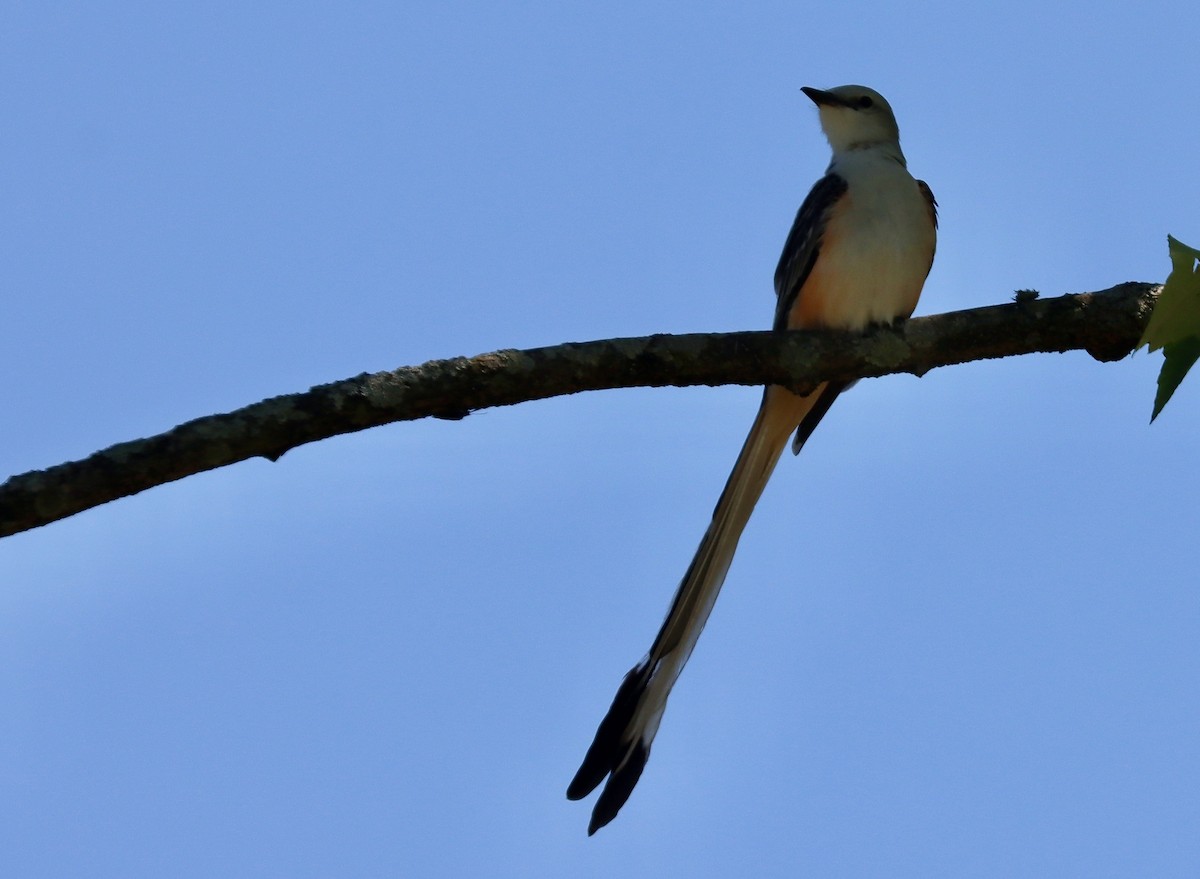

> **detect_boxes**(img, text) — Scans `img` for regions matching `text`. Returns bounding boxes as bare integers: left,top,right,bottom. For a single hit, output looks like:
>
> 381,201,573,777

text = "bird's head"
801,85,901,154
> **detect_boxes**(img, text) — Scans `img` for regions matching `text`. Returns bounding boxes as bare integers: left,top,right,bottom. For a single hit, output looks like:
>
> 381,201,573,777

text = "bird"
566,85,938,835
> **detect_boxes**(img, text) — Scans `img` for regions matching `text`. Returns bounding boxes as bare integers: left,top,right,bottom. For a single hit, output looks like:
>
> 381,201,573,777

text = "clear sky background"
3,2,1199,876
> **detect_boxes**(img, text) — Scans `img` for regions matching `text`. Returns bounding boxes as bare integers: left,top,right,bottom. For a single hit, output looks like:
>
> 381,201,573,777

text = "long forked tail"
568,383,836,834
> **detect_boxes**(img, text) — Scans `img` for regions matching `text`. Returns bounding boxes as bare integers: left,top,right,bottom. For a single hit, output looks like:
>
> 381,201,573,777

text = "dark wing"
917,178,938,272
789,177,935,455
772,172,851,453
790,379,851,454
772,173,848,331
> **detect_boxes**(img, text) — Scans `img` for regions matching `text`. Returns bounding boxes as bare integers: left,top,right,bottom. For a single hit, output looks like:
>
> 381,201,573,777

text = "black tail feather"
567,662,654,830
588,740,649,835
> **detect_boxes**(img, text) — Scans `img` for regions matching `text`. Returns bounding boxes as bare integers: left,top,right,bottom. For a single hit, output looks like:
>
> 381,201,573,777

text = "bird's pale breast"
788,156,934,331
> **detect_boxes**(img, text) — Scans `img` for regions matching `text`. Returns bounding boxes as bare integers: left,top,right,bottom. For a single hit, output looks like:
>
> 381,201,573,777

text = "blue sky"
3,2,1199,876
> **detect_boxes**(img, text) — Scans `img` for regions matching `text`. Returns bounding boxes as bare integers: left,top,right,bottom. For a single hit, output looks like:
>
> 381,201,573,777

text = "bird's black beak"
801,87,841,108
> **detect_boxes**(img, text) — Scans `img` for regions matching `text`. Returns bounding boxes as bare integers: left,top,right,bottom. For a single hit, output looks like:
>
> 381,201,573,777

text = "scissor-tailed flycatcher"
566,85,938,834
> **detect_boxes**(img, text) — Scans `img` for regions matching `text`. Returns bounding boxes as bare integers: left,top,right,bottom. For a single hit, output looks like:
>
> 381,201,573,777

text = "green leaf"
1141,236,1200,421
1151,337,1200,421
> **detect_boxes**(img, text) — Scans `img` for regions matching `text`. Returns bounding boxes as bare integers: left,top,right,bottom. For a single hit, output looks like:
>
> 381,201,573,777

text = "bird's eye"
856,96,874,109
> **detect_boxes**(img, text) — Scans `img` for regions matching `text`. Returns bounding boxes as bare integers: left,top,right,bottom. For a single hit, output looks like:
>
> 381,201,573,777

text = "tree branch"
0,282,1159,539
